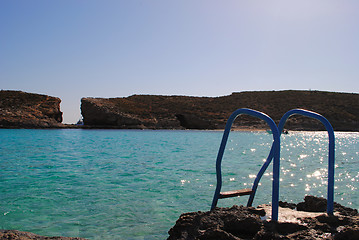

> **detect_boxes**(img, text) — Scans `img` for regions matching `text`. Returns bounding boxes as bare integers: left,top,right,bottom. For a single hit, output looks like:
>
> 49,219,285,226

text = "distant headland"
1,90,358,131
0,90,63,128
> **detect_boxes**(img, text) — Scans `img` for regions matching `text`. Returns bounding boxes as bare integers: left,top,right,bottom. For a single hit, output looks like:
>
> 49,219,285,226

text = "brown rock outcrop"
0,230,87,240
0,90,63,128
81,97,184,129
81,91,359,130
168,196,359,240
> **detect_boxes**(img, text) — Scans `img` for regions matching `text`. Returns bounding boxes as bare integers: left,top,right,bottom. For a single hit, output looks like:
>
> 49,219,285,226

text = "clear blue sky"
1,1,358,123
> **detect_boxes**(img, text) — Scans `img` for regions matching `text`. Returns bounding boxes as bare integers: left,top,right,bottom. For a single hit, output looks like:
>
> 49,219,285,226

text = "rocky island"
81,90,359,131
0,90,63,128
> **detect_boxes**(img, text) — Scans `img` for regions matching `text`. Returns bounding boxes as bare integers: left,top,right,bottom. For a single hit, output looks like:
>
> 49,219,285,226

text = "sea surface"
0,129,358,239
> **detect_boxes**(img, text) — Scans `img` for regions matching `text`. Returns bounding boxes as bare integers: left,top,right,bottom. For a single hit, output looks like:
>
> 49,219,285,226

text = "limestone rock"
0,90,63,128
80,91,359,130
167,196,359,240
0,230,87,240
175,114,213,129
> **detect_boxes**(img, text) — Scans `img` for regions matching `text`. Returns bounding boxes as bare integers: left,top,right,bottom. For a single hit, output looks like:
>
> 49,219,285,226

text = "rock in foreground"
168,196,359,240
0,90,63,128
0,230,87,240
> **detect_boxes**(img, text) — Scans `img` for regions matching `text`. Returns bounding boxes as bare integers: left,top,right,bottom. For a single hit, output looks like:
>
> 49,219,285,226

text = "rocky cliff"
0,90,63,128
81,91,359,131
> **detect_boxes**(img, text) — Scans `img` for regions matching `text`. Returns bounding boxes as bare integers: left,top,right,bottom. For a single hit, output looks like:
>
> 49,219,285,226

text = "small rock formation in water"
0,90,63,128
0,230,87,240
167,196,359,240
81,91,359,130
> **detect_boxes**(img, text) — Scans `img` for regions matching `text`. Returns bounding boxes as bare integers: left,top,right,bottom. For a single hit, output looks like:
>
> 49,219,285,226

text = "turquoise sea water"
0,129,358,239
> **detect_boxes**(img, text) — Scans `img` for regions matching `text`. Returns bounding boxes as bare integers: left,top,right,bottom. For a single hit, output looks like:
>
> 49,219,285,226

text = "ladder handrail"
277,109,335,215
210,108,335,221
250,109,335,215
210,108,281,221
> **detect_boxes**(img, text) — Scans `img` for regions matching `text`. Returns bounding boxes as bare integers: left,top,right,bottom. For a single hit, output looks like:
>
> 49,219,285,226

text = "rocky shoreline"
2,196,357,240
80,91,359,131
167,196,359,240
1,90,359,131
0,230,87,240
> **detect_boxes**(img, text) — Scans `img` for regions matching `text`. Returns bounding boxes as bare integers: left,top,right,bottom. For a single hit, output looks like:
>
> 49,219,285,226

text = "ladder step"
219,188,253,199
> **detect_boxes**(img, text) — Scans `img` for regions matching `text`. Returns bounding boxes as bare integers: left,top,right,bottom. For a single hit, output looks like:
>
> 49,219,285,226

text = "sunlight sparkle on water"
313,170,321,178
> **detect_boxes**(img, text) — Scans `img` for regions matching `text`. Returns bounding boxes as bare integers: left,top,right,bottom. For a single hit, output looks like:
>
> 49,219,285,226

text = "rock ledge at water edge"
167,196,359,240
0,230,87,240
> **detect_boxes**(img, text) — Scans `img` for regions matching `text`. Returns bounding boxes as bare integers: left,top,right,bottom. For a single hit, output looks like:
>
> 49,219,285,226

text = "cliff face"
0,90,63,128
81,97,182,129
81,91,359,131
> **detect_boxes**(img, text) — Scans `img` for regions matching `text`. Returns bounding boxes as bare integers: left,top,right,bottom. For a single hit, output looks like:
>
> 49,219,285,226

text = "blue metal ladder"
211,108,335,221
277,109,335,215
210,108,281,221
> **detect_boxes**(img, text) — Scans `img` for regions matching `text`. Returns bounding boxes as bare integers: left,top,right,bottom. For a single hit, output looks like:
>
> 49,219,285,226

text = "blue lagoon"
0,129,358,239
